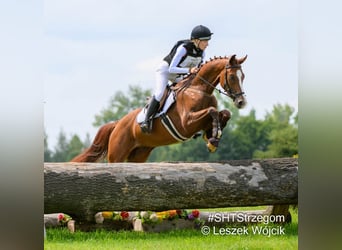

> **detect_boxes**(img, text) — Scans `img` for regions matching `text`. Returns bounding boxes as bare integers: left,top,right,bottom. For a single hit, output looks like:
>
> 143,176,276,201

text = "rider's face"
197,39,209,51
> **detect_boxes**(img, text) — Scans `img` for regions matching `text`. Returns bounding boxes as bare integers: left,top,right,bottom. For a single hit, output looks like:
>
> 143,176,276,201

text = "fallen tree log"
44,158,297,222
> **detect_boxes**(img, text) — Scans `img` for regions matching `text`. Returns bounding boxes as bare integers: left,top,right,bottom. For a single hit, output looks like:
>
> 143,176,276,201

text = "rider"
140,25,213,133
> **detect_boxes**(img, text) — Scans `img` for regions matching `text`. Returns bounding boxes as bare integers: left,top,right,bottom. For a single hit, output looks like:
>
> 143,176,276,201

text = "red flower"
57,214,64,221
176,210,183,216
120,211,129,219
191,210,200,218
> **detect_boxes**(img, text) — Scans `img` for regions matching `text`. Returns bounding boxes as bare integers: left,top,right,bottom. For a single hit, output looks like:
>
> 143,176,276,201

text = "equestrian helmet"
191,25,213,40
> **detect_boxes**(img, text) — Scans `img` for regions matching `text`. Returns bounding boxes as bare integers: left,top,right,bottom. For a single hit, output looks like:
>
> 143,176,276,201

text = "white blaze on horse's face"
236,70,244,91
235,69,247,109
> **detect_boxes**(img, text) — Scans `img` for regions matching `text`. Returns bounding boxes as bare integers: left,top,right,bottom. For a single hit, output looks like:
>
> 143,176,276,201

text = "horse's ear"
237,55,248,64
229,54,237,65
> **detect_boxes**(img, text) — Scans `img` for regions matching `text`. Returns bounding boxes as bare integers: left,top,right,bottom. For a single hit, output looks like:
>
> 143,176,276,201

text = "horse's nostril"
236,99,246,108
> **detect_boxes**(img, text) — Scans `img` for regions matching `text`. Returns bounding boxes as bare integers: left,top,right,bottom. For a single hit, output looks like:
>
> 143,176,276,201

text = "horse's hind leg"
107,133,135,162
127,147,154,162
107,136,153,163
107,144,129,162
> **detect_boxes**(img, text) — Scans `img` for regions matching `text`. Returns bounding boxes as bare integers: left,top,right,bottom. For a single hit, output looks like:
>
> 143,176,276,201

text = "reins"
197,75,230,97
197,63,245,100
172,58,245,100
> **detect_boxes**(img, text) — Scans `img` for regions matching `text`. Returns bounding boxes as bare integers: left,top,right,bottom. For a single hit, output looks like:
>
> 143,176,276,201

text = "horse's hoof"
207,138,219,153
207,143,217,153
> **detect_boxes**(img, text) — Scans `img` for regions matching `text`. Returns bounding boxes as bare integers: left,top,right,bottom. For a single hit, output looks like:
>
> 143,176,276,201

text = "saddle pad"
136,92,176,124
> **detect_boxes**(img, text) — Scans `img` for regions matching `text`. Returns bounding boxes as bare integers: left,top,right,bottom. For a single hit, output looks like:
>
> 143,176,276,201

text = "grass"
44,207,297,250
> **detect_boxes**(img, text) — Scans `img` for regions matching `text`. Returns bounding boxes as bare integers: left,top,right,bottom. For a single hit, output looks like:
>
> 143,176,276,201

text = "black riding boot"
140,96,160,133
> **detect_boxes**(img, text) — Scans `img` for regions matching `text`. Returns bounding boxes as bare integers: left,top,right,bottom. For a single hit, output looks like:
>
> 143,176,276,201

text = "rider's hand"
189,67,199,74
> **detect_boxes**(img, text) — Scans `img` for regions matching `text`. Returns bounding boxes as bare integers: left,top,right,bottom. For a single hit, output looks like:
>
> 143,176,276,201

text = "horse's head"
219,55,248,109
185,54,248,109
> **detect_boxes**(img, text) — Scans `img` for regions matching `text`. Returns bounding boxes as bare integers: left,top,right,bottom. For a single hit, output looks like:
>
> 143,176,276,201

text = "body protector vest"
163,40,204,83
163,40,203,68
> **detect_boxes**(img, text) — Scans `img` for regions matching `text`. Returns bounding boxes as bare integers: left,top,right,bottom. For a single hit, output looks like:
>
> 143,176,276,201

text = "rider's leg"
140,96,160,133
140,61,168,133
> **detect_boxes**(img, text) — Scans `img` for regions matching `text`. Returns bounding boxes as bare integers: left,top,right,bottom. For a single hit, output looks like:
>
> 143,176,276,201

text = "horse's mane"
183,56,230,81
174,56,230,90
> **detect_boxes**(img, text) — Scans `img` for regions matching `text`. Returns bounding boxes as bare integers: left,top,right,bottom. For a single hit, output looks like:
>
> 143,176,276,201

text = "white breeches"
153,61,185,101
153,61,170,101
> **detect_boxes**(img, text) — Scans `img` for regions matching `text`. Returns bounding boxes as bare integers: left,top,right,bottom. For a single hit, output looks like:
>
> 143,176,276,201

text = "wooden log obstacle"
44,158,297,223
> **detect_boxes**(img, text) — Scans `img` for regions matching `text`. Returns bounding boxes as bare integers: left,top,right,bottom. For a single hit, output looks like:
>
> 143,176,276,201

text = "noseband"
197,63,245,100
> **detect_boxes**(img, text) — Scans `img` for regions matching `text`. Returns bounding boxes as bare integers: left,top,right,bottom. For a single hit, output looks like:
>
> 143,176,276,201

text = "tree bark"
44,158,297,222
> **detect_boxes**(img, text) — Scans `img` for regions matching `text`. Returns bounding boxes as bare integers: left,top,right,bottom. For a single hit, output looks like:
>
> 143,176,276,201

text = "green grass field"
44,208,298,250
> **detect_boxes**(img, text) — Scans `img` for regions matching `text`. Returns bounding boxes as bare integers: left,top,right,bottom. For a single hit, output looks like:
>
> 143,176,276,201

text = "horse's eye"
229,75,235,81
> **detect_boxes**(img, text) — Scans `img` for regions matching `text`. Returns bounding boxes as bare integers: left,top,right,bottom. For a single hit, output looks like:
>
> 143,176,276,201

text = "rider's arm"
168,46,189,74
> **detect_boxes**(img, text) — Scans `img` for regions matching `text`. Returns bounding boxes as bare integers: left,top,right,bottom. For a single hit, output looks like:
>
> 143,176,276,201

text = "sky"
44,0,298,149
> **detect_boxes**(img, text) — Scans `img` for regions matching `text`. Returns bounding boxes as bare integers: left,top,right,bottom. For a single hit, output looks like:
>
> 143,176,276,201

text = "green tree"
66,134,85,161
44,131,53,162
83,133,91,148
149,137,216,162
52,129,69,162
93,85,151,127
214,109,269,160
254,104,298,158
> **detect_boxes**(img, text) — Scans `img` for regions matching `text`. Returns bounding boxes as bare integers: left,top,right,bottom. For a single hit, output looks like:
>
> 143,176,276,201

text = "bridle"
197,63,245,100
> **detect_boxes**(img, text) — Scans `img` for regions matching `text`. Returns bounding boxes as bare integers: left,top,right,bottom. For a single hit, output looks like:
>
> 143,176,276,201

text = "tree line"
44,85,298,162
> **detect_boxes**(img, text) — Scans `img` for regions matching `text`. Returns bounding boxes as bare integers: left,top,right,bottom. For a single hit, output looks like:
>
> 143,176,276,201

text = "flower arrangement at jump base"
133,209,204,232
94,209,203,227
95,211,131,224
57,213,72,225
137,209,203,226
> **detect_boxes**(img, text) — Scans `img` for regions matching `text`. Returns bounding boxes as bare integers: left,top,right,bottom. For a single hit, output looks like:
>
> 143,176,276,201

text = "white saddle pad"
136,92,176,123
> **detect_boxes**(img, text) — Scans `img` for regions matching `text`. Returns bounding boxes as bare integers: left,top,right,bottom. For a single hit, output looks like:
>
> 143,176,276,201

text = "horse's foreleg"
185,107,219,135
219,109,231,129
205,109,231,135
185,107,222,152
209,108,221,139
202,109,231,153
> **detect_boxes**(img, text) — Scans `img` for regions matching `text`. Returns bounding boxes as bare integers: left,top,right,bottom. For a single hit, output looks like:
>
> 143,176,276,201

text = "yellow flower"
102,211,113,219
156,211,168,219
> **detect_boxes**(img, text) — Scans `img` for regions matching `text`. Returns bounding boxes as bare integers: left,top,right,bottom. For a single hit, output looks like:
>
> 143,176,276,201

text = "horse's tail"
70,121,118,162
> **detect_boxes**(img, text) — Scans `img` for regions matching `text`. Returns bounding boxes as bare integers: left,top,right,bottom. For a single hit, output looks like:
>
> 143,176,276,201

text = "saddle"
160,85,175,110
136,85,176,124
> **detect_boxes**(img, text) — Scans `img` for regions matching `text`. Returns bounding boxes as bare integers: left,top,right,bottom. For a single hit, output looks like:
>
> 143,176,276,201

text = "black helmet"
190,25,213,40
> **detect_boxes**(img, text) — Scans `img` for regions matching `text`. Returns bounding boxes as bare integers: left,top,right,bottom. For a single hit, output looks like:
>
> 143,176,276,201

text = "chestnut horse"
71,55,247,163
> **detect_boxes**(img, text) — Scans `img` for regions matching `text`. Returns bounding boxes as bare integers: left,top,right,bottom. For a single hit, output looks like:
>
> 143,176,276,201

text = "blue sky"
44,0,297,148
